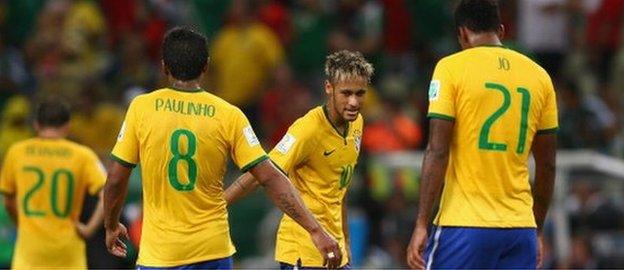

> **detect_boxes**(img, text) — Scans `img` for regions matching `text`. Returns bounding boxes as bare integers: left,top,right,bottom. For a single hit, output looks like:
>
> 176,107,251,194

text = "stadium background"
0,0,623,268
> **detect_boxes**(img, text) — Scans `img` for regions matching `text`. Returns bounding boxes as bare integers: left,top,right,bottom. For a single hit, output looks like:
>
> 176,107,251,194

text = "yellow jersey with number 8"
111,88,267,267
0,138,106,269
427,46,558,228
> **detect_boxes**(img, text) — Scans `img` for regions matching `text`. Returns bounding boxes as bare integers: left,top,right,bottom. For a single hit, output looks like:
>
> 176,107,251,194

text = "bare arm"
103,161,132,257
342,193,351,264
407,118,453,269
224,172,261,204
3,194,17,225
531,133,557,232
415,119,453,230
249,159,343,268
76,191,104,239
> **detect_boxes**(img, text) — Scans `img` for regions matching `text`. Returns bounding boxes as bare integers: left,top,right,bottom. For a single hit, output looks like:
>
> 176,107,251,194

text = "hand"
537,233,544,268
407,226,428,269
105,222,129,258
310,227,342,269
75,222,95,240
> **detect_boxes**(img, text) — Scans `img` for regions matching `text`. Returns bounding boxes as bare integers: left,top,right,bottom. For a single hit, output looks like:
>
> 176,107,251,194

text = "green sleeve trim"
241,155,269,172
270,159,288,176
537,127,558,134
427,113,455,121
110,154,137,168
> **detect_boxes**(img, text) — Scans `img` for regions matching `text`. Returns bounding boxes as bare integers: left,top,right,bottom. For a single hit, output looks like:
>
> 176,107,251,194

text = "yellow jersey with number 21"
427,46,558,228
111,88,267,267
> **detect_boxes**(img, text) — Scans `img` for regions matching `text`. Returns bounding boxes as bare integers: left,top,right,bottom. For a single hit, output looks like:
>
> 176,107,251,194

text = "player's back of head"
454,0,501,33
162,26,209,81
36,99,71,128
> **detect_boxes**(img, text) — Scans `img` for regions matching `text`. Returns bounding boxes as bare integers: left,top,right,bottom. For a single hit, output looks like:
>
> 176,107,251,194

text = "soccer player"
406,0,558,269
225,50,372,269
0,100,106,269
103,27,342,269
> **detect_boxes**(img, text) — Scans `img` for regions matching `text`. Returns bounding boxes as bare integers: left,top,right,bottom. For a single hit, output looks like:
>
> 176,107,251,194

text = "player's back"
428,46,558,228
0,138,105,269
112,88,266,266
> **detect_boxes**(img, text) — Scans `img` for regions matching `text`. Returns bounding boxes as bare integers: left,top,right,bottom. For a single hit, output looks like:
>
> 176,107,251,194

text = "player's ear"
497,24,505,40
457,26,472,49
161,60,170,76
324,80,333,95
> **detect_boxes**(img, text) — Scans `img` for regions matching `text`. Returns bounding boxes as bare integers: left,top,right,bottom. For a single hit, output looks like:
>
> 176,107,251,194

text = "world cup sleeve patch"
243,126,260,146
275,133,296,154
429,80,441,101
117,121,126,141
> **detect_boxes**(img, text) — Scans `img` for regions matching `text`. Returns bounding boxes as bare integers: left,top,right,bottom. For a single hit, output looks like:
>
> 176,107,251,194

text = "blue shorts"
279,261,351,270
424,226,537,269
137,257,233,270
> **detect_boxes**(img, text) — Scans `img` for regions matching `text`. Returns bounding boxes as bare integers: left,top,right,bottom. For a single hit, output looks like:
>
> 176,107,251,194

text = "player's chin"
344,110,359,121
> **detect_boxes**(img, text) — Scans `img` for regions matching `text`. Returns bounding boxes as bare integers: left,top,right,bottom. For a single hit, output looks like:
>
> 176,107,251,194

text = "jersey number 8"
168,129,197,191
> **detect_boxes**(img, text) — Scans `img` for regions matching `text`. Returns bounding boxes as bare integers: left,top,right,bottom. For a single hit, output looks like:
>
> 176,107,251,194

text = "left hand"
75,222,95,240
537,233,544,268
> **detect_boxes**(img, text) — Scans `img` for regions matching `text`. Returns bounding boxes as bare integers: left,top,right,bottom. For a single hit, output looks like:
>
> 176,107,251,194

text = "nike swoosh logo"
323,149,336,156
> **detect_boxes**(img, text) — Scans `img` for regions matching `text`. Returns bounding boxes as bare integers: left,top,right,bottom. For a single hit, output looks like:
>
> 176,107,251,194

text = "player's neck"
170,80,203,92
325,104,347,133
37,128,66,140
467,32,502,48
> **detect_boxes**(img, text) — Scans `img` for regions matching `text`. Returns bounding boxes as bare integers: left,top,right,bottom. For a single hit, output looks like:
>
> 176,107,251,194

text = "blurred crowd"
1,0,624,268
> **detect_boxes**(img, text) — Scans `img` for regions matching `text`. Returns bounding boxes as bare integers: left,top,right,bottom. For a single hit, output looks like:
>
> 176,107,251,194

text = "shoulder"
67,141,99,160
5,139,30,157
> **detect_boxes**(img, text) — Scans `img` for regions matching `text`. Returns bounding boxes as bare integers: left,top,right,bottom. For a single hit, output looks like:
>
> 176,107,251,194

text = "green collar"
169,86,204,93
322,104,349,139
476,44,506,49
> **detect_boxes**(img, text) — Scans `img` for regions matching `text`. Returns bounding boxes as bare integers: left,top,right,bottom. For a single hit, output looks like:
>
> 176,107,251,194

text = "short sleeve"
0,146,17,194
427,59,457,121
268,118,316,173
228,107,268,172
83,149,107,195
111,98,140,167
537,76,559,133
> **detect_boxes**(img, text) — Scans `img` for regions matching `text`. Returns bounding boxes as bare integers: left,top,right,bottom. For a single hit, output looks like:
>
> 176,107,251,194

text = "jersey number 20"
479,82,531,154
168,129,197,191
22,167,74,218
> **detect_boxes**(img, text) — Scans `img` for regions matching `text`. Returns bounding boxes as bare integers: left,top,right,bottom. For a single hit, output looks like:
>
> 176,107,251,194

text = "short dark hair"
454,0,501,33
36,100,71,127
162,27,209,81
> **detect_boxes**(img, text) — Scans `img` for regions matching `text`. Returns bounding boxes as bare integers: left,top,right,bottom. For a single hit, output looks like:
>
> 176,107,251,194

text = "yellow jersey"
428,45,558,228
111,88,267,267
0,138,106,269
271,106,363,267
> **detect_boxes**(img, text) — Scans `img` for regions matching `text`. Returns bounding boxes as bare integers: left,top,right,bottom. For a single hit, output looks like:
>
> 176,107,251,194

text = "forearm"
103,176,129,229
342,200,351,260
4,196,17,225
262,172,321,233
87,191,105,232
532,164,555,232
416,147,449,228
225,172,261,204
531,134,557,232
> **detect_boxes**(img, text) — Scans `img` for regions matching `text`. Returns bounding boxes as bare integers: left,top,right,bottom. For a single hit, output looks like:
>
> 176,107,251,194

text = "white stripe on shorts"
426,227,442,270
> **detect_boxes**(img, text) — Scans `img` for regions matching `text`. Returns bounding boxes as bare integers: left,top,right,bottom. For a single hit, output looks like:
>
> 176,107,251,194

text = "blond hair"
324,50,374,84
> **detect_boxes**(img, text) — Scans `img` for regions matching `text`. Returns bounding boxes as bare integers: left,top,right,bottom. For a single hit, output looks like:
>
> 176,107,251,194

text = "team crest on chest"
353,129,362,152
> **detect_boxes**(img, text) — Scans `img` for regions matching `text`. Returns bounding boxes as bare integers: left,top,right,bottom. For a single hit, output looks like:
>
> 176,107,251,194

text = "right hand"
407,225,428,269
310,227,342,269
105,222,128,258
